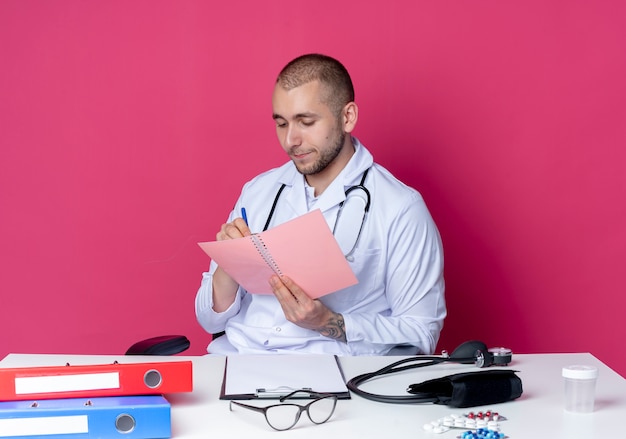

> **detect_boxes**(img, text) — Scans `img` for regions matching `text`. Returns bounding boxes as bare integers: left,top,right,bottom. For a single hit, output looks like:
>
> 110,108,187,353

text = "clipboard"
219,354,351,400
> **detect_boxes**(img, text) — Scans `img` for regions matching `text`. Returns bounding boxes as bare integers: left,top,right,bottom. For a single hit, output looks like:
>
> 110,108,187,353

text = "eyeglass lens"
264,396,337,431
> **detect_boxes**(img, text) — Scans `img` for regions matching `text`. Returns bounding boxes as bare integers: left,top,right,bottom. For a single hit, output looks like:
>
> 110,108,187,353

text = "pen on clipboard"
241,207,248,226
255,387,313,398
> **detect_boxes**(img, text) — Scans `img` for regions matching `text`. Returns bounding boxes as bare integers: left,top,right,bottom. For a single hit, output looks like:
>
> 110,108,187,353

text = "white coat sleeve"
194,260,243,335
342,196,446,355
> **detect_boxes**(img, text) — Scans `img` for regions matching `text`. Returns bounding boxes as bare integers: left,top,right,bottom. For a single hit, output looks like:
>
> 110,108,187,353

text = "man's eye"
301,120,315,127
275,121,287,128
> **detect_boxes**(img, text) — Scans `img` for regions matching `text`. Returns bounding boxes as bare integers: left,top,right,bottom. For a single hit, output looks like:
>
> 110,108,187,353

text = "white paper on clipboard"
221,354,350,399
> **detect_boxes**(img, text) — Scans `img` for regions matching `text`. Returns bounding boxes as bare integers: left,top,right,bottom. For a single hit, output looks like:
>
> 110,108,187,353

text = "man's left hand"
269,275,347,343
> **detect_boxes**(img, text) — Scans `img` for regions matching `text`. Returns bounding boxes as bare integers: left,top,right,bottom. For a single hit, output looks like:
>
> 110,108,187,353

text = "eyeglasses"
229,389,338,431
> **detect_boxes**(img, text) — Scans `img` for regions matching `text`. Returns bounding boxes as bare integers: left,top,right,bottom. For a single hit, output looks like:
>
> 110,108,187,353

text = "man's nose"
285,125,302,147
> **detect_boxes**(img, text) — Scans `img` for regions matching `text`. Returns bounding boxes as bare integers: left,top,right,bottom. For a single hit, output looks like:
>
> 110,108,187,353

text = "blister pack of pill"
422,410,507,437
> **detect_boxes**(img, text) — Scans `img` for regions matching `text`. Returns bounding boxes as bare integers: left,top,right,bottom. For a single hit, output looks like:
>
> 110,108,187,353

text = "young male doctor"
195,54,446,355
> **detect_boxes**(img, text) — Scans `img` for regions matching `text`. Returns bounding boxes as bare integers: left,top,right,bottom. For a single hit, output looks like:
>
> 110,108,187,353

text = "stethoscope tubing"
262,169,372,247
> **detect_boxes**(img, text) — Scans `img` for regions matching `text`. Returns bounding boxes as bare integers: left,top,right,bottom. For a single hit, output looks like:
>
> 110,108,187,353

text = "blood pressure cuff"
406,369,523,408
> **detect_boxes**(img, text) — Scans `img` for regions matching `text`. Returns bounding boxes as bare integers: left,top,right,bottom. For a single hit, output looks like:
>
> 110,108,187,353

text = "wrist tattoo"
317,313,346,343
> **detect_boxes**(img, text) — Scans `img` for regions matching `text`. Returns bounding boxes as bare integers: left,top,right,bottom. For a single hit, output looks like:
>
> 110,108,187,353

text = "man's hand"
269,275,347,343
216,217,251,240
212,217,251,312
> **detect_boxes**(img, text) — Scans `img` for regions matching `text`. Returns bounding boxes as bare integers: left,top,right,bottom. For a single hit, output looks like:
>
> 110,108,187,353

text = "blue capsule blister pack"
460,428,505,439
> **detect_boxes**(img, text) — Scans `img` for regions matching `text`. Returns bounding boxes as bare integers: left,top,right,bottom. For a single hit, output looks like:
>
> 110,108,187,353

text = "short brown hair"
276,54,355,116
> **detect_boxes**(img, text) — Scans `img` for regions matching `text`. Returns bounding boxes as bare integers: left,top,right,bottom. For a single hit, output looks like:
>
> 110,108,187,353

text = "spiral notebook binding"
251,234,283,276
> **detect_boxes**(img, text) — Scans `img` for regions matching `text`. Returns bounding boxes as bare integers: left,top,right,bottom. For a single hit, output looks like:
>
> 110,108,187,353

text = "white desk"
2,353,625,438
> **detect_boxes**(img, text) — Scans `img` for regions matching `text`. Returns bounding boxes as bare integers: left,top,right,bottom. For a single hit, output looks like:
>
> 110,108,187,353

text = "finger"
216,218,251,241
278,275,309,303
233,217,252,236
269,275,299,305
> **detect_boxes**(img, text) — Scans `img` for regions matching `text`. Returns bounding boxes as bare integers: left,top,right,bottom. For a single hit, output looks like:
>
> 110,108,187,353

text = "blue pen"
241,207,248,225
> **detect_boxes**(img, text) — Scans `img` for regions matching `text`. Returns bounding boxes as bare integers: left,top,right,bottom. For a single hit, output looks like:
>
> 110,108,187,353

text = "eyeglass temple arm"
229,400,268,414
279,389,328,402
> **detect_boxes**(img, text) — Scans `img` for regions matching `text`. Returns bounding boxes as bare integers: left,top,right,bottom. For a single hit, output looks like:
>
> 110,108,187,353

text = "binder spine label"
0,415,89,437
15,372,120,395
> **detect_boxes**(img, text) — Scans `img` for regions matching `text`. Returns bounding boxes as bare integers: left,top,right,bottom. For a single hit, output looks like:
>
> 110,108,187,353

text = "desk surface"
2,353,625,438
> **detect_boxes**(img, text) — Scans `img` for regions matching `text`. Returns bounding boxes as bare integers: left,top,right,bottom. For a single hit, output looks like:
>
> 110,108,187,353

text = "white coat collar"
273,137,374,215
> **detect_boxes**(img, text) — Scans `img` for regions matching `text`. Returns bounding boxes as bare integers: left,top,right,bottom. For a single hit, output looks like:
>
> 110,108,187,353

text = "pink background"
2,2,625,376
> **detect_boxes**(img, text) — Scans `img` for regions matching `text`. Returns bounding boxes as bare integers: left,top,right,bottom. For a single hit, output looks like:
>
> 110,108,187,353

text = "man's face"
272,80,348,177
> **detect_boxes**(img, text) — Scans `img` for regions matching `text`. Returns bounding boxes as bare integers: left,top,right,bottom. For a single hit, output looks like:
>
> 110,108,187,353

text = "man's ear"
342,102,358,133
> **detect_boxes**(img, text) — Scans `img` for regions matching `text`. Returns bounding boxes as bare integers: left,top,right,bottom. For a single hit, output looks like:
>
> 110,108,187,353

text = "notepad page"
198,210,358,298
250,234,282,277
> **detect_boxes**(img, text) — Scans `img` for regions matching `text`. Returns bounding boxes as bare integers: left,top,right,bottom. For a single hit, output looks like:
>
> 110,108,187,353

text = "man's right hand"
216,217,251,240
212,216,251,312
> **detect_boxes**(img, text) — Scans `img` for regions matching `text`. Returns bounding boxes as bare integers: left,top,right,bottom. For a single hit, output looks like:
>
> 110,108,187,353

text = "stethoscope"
262,168,371,261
